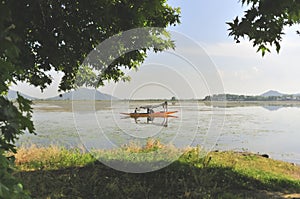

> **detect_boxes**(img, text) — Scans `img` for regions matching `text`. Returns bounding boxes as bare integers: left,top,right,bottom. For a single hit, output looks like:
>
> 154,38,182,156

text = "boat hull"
120,111,178,118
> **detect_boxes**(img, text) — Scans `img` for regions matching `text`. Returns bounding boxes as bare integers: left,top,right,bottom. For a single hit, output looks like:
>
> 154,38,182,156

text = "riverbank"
13,143,300,198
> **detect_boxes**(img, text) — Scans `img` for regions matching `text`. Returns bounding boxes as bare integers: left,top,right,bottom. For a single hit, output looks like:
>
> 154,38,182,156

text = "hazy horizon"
9,87,299,101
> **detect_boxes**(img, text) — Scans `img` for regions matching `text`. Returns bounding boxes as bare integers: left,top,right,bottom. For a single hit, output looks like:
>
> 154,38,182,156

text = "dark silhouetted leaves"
227,0,300,56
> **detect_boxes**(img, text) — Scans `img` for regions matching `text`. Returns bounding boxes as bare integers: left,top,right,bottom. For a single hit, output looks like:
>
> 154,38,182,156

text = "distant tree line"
203,94,300,101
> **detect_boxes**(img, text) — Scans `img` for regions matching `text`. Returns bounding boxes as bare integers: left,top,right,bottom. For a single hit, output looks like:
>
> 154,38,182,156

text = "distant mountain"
6,90,36,100
261,90,285,97
46,88,118,100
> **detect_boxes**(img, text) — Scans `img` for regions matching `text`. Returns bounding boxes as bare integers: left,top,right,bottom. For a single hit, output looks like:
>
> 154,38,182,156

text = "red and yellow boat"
120,111,178,118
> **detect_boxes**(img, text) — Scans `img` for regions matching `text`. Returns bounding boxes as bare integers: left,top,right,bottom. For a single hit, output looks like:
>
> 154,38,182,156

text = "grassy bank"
13,142,300,199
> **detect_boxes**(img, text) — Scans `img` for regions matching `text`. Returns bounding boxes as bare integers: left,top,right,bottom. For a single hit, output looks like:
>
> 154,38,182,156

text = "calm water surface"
19,101,300,164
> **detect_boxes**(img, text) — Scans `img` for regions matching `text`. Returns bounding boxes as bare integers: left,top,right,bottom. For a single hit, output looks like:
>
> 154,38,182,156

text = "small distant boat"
120,111,178,118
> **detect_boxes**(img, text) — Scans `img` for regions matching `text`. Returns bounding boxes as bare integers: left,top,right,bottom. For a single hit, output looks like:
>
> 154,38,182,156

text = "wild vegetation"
12,141,300,199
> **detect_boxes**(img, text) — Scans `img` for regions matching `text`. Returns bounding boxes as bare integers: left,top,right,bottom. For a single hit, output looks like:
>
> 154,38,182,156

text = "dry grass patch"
15,145,62,165
14,145,95,171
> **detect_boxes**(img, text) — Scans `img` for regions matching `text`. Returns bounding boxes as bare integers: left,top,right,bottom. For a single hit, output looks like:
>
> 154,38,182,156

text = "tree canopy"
0,0,180,150
227,0,300,56
0,0,180,197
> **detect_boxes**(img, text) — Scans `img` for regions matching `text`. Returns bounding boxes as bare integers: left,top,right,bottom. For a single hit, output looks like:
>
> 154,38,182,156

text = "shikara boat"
120,111,178,118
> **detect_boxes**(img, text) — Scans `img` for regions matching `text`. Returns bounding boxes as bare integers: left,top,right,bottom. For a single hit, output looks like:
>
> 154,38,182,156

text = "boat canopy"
139,101,167,109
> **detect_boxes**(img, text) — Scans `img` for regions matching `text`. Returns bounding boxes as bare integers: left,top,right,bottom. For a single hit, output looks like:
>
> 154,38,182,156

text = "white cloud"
204,41,258,58
203,30,300,60
205,35,300,95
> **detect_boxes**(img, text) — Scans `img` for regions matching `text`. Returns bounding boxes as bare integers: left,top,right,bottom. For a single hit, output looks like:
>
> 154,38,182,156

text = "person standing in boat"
134,107,138,113
163,101,168,112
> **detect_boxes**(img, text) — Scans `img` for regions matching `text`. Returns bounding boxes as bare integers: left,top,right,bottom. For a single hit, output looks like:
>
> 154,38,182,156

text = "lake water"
18,101,300,164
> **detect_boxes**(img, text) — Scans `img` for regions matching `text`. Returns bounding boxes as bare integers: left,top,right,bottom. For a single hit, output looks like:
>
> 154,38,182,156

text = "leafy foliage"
227,0,300,56
0,0,180,197
0,94,34,153
0,150,31,199
6,0,180,91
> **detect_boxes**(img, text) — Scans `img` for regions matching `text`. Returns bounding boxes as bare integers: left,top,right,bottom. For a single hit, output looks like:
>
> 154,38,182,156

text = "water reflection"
121,116,175,127
262,106,284,111
203,101,300,110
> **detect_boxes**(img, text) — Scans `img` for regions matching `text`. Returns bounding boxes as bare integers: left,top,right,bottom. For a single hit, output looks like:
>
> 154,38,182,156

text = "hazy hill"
6,90,36,100
46,88,118,100
260,90,285,97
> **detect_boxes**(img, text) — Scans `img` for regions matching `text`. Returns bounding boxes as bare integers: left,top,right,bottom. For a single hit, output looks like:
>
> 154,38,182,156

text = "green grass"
14,145,95,170
13,142,300,199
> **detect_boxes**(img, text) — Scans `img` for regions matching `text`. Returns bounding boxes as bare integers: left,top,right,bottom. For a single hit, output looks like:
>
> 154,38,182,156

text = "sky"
11,0,300,99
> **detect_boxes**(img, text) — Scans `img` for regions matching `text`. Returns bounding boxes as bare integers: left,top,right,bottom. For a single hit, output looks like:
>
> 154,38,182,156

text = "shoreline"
14,144,300,198
14,144,300,168
201,100,300,107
